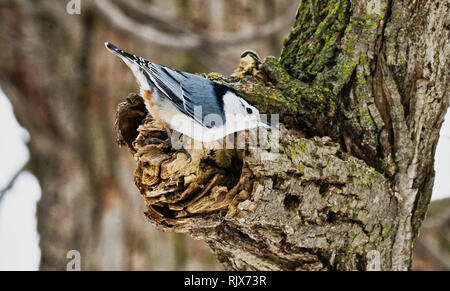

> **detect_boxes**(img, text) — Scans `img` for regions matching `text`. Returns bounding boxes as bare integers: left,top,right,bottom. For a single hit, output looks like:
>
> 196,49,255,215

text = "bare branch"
0,165,26,204
116,0,191,33
94,0,202,49
94,0,296,50
423,206,450,228
207,2,298,46
415,237,450,270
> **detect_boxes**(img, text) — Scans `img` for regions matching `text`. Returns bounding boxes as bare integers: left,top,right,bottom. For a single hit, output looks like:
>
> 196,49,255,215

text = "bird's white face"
222,91,262,134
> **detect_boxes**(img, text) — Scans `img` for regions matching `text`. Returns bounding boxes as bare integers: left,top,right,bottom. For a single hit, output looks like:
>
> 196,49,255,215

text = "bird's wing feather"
146,63,226,128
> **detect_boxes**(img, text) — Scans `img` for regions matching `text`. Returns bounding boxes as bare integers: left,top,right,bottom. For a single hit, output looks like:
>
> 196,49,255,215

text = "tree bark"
118,0,450,270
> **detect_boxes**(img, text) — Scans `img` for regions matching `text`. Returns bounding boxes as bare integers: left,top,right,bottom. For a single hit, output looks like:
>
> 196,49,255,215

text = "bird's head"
222,91,270,133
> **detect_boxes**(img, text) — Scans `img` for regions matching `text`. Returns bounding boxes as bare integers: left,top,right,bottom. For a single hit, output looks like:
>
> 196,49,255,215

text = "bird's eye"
246,108,253,114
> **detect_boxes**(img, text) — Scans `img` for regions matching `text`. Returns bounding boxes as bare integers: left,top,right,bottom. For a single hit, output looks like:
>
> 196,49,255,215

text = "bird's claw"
141,117,153,124
241,50,262,64
144,137,170,146
176,146,192,163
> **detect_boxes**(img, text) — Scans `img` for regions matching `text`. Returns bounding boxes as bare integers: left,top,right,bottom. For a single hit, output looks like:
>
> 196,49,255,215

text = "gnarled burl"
115,0,449,271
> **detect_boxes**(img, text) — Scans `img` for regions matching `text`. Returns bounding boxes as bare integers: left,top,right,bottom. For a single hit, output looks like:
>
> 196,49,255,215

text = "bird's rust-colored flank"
144,89,169,129
143,89,152,102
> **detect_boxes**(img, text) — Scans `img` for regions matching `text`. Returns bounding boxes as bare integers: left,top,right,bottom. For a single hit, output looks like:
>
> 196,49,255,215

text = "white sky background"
0,88,449,270
432,115,450,200
0,89,41,270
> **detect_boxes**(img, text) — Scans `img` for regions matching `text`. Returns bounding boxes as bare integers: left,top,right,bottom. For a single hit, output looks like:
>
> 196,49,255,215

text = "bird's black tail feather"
104,42,139,63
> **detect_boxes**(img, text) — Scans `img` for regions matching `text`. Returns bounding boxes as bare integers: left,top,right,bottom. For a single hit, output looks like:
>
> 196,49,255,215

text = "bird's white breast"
142,89,261,143
154,98,227,142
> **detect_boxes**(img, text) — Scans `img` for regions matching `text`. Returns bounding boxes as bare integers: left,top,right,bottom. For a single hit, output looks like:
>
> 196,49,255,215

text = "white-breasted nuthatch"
105,42,271,144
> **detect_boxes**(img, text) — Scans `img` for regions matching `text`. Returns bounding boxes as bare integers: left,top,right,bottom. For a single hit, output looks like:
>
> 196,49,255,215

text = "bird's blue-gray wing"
146,63,227,128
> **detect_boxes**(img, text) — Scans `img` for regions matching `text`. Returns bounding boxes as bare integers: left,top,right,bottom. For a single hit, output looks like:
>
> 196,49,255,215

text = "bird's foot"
241,50,262,64
175,146,192,163
144,137,170,146
141,117,154,124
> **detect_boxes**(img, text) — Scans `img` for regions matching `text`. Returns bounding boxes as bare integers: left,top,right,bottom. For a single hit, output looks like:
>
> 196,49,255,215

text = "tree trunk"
118,0,450,270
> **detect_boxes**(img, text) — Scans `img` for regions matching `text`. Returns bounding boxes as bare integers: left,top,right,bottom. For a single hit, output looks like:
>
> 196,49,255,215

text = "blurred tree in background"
0,0,296,270
413,198,450,270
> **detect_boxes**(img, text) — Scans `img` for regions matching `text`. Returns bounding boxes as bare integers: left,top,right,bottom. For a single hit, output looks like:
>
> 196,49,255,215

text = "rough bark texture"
116,0,450,270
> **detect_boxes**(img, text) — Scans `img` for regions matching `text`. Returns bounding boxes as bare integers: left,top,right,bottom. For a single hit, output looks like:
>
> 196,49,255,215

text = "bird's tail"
105,42,135,62
104,42,151,72
105,42,155,91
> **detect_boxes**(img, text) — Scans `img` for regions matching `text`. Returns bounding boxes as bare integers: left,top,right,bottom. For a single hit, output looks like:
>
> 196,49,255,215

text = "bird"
105,42,271,148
